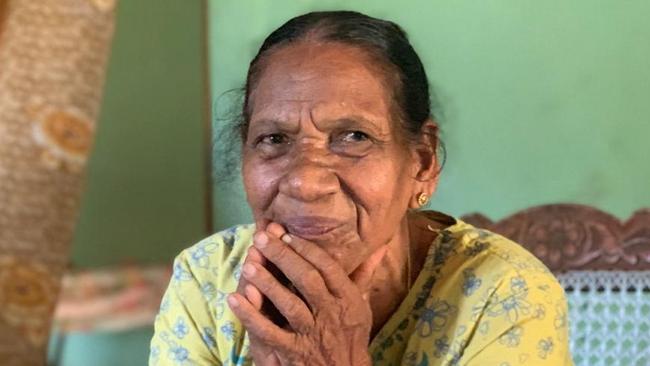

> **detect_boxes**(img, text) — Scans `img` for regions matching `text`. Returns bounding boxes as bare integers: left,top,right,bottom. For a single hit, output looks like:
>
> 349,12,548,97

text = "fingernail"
227,295,239,308
244,284,256,297
281,233,292,244
242,263,256,277
254,232,268,248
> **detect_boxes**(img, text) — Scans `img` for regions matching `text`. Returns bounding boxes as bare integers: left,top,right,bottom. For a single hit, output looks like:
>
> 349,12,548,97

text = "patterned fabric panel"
0,1,116,364
558,271,650,366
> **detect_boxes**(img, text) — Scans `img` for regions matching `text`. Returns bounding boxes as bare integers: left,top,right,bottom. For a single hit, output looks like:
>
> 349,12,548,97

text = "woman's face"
242,41,425,272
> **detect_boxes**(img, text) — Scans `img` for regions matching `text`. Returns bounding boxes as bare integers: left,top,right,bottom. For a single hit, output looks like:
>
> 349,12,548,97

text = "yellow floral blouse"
150,217,573,365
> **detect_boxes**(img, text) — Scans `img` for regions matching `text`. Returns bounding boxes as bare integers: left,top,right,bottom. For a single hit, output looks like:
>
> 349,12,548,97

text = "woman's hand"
228,223,387,366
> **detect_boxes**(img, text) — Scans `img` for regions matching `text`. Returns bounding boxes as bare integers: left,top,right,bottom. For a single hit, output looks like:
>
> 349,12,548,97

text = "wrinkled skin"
228,41,439,365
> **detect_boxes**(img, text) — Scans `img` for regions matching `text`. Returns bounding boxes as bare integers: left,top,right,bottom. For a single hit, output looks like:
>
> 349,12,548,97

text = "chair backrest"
462,204,650,366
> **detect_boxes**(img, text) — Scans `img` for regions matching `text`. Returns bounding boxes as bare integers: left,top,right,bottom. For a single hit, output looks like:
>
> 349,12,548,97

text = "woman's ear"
408,119,440,209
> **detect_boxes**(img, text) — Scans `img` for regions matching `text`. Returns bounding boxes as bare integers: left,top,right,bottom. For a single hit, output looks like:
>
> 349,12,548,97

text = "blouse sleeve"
149,251,222,366
462,268,573,366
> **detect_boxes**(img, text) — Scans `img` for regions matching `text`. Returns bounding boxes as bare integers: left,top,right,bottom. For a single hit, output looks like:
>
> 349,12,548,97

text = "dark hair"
215,10,445,180
246,11,443,148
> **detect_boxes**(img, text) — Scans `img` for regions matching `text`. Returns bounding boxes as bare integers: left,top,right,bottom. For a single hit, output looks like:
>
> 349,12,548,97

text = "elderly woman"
150,11,572,366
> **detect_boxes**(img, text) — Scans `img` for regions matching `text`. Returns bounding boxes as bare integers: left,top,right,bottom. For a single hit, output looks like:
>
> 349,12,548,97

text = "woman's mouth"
281,216,345,240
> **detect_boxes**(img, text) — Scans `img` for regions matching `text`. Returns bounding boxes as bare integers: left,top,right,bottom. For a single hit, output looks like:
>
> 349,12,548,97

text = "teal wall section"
48,328,153,366
71,0,207,268
209,0,650,232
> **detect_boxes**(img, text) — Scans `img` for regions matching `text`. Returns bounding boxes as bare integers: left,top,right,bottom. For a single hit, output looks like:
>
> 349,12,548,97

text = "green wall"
210,0,650,231
71,0,207,268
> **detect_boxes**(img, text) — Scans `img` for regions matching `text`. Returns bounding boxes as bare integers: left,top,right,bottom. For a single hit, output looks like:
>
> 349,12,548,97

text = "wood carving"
461,204,650,272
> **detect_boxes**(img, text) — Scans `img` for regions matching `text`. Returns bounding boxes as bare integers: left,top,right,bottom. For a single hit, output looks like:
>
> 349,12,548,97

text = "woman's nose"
278,152,339,202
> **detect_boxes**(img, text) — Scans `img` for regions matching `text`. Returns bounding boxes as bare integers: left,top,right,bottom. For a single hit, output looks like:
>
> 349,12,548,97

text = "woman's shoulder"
423,216,566,303
403,218,571,363
172,224,255,288
440,218,556,278
153,225,256,365
372,216,571,364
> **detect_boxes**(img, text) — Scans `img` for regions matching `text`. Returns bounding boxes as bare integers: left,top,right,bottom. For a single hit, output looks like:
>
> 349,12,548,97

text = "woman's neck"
367,216,410,338
366,211,449,339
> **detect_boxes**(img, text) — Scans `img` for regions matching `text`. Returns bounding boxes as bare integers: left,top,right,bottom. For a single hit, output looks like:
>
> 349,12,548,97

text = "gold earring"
417,192,429,207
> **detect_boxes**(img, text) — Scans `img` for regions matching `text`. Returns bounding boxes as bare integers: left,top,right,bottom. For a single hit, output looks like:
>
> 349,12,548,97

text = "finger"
238,247,267,310
227,293,294,349
265,222,287,239
247,246,266,265
244,283,264,311
242,262,314,333
253,231,332,309
350,245,389,298
279,232,353,298
266,222,293,246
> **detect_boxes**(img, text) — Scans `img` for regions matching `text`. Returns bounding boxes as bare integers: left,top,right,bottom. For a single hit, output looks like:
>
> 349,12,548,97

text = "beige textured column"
0,1,116,364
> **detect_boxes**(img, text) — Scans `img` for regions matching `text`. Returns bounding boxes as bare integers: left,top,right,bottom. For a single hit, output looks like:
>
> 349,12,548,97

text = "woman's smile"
280,215,344,239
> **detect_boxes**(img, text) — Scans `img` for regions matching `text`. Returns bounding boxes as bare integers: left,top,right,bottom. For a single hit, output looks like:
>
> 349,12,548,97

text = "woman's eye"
340,131,370,143
253,133,291,159
330,130,374,157
258,133,287,145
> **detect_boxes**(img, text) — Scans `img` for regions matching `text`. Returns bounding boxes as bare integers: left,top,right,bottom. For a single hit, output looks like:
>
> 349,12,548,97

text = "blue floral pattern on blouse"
150,219,573,365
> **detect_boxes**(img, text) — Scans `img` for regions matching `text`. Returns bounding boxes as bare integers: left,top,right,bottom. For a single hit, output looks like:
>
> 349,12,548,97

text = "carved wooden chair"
462,204,650,366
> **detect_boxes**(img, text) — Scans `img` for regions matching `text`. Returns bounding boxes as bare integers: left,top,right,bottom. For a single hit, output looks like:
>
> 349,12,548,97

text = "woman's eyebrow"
250,115,387,136
325,116,386,135
249,118,298,132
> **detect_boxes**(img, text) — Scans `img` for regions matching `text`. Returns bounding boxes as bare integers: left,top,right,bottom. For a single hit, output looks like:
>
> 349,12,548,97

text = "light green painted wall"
48,327,153,366
210,0,650,232
71,0,207,268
